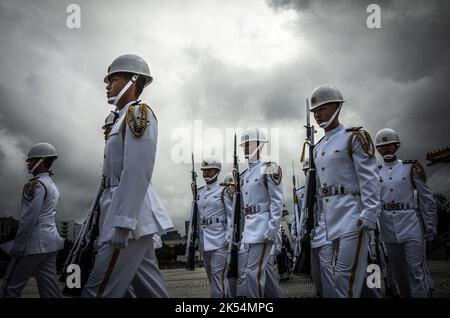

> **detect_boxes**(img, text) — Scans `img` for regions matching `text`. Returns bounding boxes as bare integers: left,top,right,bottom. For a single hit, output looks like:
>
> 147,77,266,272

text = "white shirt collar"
206,179,218,190
325,123,344,137
117,100,138,117
249,159,261,169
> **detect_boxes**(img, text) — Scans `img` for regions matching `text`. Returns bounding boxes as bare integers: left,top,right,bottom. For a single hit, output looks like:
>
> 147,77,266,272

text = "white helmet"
104,54,153,87
309,84,345,112
27,142,58,161
239,127,268,146
200,157,222,170
223,172,234,184
375,128,401,147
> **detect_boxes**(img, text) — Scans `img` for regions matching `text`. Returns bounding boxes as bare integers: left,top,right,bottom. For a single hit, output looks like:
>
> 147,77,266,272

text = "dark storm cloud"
265,0,450,196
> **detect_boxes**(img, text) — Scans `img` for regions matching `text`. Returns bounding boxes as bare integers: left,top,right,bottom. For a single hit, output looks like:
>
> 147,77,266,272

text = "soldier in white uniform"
375,128,437,298
81,54,174,298
196,158,233,298
1,143,64,298
309,84,381,298
239,127,284,298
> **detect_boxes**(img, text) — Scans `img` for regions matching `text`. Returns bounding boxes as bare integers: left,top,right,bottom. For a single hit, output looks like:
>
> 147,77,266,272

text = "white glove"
357,218,377,232
108,227,132,249
263,229,277,242
291,234,297,242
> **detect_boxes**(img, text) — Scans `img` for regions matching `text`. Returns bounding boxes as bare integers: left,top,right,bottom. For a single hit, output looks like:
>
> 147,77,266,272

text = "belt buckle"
321,186,331,197
386,203,398,210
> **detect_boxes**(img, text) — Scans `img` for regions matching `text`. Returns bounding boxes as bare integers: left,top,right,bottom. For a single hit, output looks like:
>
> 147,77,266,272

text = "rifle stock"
185,153,199,271
227,133,241,279
294,98,317,276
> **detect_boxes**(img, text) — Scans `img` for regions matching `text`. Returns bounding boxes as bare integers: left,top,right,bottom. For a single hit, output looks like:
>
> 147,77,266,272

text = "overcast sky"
1,0,449,235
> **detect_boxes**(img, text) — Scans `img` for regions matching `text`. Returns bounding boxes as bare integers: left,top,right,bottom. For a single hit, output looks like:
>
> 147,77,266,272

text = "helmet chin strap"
204,171,220,183
108,75,139,106
245,143,265,162
29,158,44,175
319,104,342,129
383,154,396,162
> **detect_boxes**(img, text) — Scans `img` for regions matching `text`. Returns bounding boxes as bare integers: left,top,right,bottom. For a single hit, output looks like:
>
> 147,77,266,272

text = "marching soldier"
196,157,233,298
81,54,174,298
309,84,380,298
1,143,64,298
375,128,437,297
239,127,284,298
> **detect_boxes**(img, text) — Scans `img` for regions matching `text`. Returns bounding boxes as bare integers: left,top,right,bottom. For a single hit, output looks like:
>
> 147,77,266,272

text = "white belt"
319,184,360,197
382,202,416,211
200,216,225,225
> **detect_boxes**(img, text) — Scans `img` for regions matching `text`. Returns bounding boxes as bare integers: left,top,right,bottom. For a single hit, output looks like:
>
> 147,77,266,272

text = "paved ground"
2,261,450,298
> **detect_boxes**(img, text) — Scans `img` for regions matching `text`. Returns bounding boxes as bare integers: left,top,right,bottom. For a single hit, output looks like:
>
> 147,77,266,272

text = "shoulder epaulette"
23,178,47,201
125,103,151,138
263,161,282,185
409,160,427,183
220,184,234,202
346,126,375,158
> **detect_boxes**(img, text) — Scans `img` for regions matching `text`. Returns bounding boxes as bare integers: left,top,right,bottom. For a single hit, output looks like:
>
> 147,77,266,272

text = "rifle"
60,184,104,296
227,133,242,279
185,153,199,271
295,98,317,276
291,161,302,273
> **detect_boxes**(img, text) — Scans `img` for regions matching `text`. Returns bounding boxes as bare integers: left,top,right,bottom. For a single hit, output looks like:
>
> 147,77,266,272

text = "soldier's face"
26,158,39,171
244,141,258,156
203,168,219,180
106,74,127,99
377,143,399,156
312,104,339,125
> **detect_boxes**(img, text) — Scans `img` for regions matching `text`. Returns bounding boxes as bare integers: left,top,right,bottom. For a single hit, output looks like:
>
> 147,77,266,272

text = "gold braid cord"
126,104,149,138
411,161,427,183
23,179,37,201
347,128,375,158
22,179,47,201
265,162,283,185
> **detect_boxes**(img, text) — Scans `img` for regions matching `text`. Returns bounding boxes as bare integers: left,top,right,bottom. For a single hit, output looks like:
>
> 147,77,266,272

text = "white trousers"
311,243,336,298
202,247,229,298
384,239,429,298
81,235,169,298
245,243,272,298
333,231,369,298
1,252,61,298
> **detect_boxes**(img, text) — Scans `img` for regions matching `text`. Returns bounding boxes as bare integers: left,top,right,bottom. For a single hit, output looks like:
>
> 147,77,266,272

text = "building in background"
56,220,83,243
0,217,19,242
